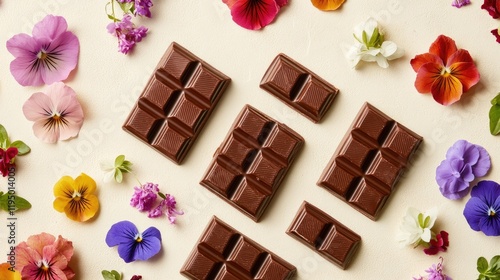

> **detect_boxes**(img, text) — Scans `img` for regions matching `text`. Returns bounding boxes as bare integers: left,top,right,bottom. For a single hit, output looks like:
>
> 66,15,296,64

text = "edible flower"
0,148,18,177
463,180,500,236
22,82,84,143
107,14,148,54
0,124,31,177
15,232,74,280
436,140,490,200
410,35,480,105
310,0,346,11
482,0,500,18
106,220,162,263
100,155,133,183
345,17,404,68
6,15,79,86
423,231,449,255
148,193,184,224
491,28,500,43
130,182,159,212
397,207,438,247
0,263,21,280
413,257,452,280
53,173,100,222
222,0,288,30
452,0,471,7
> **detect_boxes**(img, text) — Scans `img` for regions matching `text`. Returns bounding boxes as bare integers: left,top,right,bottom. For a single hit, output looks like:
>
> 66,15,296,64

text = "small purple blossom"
463,180,500,236
130,182,158,211
148,194,184,223
436,140,490,200
135,0,153,17
107,14,148,54
414,258,452,280
452,0,471,8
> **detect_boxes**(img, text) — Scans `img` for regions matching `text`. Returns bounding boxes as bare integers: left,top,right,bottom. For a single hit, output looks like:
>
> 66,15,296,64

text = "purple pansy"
463,180,500,236
148,194,184,223
130,182,158,211
6,15,79,86
105,220,162,263
452,0,471,7
107,14,148,54
436,140,490,200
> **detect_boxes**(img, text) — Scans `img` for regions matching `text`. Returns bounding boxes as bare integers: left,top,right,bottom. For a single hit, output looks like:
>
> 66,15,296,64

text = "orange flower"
311,0,346,11
410,35,480,105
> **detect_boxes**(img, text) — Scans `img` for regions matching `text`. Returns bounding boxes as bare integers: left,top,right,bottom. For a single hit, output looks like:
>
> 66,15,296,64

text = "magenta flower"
452,0,471,7
491,28,500,43
482,0,500,18
22,82,84,143
0,147,18,177
463,180,500,236
135,0,153,17
6,15,79,87
107,14,148,54
148,193,184,223
435,140,490,200
130,182,159,211
222,0,288,30
424,231,449,255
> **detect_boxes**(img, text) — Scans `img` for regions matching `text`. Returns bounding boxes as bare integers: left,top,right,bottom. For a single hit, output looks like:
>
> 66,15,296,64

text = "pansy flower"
482,0,500,18
22,82,84,143
410,35,480,105
0,263,21,280
106,221,162,263
311,0,346,11
463,180,500,236
15,232,74,280
53,173,100,222
222,0,288,30
6,15,79,87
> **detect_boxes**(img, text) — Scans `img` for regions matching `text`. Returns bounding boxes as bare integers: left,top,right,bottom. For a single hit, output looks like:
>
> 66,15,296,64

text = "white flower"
100,155,132,183
397,207,438,247
345,17,404,68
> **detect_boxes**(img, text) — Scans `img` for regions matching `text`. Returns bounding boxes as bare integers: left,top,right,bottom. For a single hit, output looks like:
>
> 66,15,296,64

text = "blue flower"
105,220,162,262
463,180,500,236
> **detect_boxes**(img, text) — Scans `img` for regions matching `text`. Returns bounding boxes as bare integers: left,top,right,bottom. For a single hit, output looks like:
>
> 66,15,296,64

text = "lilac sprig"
413,257,452,280
130,182,184,224
106,0,153,54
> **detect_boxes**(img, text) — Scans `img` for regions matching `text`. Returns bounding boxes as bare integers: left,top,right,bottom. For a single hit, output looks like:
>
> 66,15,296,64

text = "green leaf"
490,255,500,271
489,93,500,135
118,2,134,13
362,30,368,45
101,270,122,280
114,169,123,183
478,257,489,274
158,191,166,200
0,125,8,147
107,14,119,21
115,155,125,167
10,140,31,156
0,194,32,212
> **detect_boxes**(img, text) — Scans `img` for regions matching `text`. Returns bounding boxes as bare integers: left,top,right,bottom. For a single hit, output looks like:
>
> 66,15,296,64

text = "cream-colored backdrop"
0,0,498,279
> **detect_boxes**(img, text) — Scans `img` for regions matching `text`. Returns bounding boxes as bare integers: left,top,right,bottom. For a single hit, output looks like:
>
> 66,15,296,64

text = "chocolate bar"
123,42,231,164
180,216,296,279
260,53,338,123
317,102,422,220
200,105,304,221
286,201,361,269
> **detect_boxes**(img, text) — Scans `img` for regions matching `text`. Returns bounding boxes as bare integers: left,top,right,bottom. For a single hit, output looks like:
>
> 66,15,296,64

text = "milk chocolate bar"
200,105,304,221
180,216,296,279
286,201,361,269
317,102,422,220
123,42,231,164
260,53,338,123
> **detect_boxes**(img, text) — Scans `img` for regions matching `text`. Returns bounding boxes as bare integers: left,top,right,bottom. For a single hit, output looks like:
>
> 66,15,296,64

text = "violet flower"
148,193,184,223
435,140,490,200
105,221,161,263
463,180,500,236
452,0,471,7
107,14,148,54
6,15,79,86
135,0,153,17
130,182,158,211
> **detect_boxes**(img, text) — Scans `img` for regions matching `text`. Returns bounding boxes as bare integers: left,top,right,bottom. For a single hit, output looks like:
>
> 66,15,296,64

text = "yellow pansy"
311,0,346,11
0,263,21,280
53,173,99,222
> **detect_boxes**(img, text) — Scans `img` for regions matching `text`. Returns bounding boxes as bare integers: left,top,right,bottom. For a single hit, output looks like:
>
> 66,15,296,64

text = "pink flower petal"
10,55,45,87
15,245,41,273
48,83,84,141
26,232,55,256
40,31,79,85
275,0,288,7
32,15,68,41
6,33,40,57
43,245,68,270
23,92,53,121
53,235,74,263
230,0,280,30
33,119,60,144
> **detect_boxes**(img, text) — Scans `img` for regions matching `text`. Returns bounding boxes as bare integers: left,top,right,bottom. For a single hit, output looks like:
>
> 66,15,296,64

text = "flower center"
451,170,460,178
488,208,496,217
72,191,82,201
37,51,48,60
135,233,143,243
440,67,452,76
38,260,50,271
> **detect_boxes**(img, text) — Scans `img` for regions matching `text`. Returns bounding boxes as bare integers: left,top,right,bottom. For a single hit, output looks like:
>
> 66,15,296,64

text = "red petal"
414,62,442,93
275,0,288,7
410,53,442,72
230,0,279,30
429,35,458,63
431,73,463,105
450,62,480,92
446,49,474,65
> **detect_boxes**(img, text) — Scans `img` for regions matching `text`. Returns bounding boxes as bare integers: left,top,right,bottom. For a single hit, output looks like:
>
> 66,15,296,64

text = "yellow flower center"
72,191,82,201
440,67,452,76
135,233,143,243
489,208,496,217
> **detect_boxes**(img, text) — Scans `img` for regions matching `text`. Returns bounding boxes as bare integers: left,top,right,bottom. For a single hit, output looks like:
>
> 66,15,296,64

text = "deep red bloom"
0,147,18,177
491,28,500,43
130,276,142,280
423,231,449,255
482,0,500,18
222,0,288,30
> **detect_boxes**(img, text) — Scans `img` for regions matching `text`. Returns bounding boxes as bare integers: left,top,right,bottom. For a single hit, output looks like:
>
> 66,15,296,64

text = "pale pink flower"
22,82,84,143
6,15,79,86
15,232,75,280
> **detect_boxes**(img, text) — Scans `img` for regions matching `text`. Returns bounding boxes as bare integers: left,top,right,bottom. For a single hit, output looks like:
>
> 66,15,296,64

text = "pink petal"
230,0,279,30
23,92,54,121
10,54,45,87
43,245,68,270
47,83,84,141
26,232,55,256
40,31,80,85
32,15,68,41
54,235,74,263
6,33,40,57
275,0,288,7
15,244,41,272
33,119,60,143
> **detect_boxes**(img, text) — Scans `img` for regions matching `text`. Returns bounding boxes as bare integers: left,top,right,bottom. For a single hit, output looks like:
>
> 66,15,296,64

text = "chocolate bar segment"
260,54,339,123
286,201,361,269
200,105,304,221
317,102,422,220
123,42,231,164
181,216,296,279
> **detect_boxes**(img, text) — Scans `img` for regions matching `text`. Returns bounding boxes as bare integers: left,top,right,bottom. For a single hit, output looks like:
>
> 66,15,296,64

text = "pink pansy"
22,82,84,143
6,15,79,87
222,0,288,30
15,232,75,280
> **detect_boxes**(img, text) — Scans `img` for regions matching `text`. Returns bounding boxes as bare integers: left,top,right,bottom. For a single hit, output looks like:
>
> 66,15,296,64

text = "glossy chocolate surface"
287,201,361,269
260,53,338,123
200,105,304,221
317,102,422,220
181,216,296,280
123,42,231,164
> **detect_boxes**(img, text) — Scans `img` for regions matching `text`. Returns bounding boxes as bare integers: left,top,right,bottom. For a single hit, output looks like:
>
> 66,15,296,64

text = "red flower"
130,276,142,280
491,28,500,43
410,35,480,105
222,0,288,30
423,231,449,255
0,147,18,177
482,0,500,19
